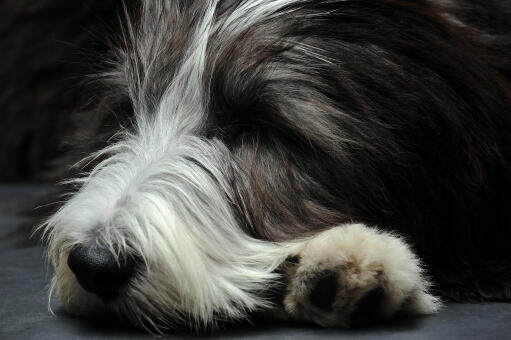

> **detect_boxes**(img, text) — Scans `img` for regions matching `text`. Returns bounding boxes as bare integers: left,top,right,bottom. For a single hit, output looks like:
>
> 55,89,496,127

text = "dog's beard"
41,134,291,331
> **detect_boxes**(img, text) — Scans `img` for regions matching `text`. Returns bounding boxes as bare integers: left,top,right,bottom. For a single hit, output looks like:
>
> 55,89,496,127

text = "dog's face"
42,1,311,331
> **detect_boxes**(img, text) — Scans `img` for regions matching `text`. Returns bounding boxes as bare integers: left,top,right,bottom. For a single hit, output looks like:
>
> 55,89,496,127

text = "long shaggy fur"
36,0,511,332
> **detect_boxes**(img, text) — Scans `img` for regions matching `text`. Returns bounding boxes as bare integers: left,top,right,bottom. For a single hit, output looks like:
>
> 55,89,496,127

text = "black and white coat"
41,0,511,332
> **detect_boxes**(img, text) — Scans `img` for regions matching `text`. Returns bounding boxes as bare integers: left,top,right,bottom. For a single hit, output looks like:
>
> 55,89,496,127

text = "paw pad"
309,271,339,312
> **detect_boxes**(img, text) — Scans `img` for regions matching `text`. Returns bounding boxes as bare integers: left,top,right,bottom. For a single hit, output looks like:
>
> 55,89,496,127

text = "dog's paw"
279,224,440,327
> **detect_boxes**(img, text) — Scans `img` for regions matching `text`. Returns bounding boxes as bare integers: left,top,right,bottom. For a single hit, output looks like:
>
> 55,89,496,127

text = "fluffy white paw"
278,224,441,327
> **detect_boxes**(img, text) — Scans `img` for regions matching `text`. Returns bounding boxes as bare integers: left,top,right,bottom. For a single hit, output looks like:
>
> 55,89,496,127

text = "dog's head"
41,0,361,331
39,0,310,332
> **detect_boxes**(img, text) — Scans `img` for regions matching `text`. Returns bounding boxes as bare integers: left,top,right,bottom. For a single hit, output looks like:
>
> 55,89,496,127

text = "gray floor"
1,184,510,339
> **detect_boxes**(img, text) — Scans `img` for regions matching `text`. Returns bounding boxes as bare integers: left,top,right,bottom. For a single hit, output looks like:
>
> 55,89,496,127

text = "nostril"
67,244,136,298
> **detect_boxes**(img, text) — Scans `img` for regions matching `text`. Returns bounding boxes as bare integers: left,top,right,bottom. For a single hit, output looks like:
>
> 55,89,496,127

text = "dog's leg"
274,224,440,327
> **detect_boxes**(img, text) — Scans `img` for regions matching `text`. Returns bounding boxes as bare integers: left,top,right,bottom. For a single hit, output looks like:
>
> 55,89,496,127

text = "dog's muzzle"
67,243,136,299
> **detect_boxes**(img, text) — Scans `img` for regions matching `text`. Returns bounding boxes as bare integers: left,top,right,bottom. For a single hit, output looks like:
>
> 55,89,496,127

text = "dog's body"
38,0,511,332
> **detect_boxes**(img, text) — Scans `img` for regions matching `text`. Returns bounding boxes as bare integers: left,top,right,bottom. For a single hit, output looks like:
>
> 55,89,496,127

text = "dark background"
0,0,123,181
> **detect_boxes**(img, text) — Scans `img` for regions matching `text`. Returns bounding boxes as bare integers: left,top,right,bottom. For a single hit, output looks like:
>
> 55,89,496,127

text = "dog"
40,0,511,333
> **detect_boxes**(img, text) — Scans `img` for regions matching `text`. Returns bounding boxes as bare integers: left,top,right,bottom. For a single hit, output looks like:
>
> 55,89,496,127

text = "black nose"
67,244,136,299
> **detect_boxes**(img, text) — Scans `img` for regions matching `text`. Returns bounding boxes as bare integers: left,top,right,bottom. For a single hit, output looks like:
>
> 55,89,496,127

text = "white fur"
41,134,300,330
283,224,441,327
